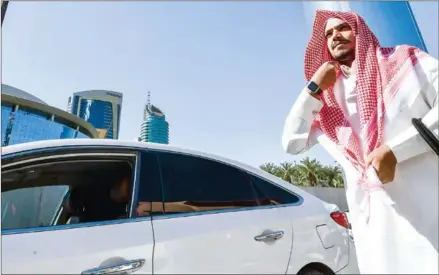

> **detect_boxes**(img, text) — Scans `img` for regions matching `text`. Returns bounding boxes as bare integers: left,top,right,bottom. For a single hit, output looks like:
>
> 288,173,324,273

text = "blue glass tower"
301,2,427,52
140,92,169,144
68,90,123,139
1,84,97,147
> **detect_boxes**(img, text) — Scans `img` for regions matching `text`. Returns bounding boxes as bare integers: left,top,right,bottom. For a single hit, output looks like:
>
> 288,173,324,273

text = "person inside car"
84,171,132,222
64,167,132,223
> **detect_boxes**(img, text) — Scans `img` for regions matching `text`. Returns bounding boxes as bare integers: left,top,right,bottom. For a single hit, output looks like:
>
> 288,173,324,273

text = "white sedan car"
1,139,359,274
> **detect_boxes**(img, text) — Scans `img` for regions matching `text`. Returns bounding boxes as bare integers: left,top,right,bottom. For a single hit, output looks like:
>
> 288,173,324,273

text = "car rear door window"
249,175,301,205
156,151,261,214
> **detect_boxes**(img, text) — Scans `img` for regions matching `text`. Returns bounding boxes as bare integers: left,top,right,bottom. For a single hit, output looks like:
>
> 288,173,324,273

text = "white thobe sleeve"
386,54,439,163
282,90,324,155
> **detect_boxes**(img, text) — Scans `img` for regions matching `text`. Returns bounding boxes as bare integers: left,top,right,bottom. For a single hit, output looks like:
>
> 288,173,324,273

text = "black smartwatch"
307,81,322,96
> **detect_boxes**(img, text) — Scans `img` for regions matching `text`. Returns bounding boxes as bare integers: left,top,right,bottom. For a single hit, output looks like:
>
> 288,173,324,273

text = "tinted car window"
137,152,163,202
250,175,301,205
157,152,260,213
135,151,164,216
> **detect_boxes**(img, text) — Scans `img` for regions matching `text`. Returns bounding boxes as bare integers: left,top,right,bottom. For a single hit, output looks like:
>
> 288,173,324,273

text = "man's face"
111,177,131,203
325,18,356,64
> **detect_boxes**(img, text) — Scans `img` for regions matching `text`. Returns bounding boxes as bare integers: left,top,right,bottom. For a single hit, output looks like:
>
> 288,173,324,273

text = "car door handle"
82,259,146,274
254,230,284,242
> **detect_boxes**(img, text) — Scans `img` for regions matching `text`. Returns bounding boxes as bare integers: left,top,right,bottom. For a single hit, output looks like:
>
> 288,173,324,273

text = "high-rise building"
139,92,169,144
67,90,123,139
1,84,98,147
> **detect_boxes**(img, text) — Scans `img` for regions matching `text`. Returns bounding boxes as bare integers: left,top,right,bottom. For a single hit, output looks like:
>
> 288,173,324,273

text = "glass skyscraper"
139,93,169,144
68,90,123,139
1,84,97,146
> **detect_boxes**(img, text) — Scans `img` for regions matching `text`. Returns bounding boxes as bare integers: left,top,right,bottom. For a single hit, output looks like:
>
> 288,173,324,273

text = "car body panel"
316,224,335,249
152,206,293,274
285,201,350,274
1,139,357,274
2,219,154,274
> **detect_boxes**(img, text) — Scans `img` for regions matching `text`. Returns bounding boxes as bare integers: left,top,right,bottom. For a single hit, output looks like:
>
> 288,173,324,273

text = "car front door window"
1,151,137,232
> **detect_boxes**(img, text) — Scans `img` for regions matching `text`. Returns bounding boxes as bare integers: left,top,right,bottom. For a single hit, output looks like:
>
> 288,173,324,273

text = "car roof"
2,139,263,173
1,139,324,204
3,139,228,161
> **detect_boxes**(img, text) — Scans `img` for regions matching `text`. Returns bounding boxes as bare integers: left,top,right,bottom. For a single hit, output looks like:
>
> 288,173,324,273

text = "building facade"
1,84,98,146
301,1,427,52
139,93,169,144
67,90,123,139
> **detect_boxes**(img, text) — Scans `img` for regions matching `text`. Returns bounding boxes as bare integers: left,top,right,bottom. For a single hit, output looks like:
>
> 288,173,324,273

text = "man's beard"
334,48,355,64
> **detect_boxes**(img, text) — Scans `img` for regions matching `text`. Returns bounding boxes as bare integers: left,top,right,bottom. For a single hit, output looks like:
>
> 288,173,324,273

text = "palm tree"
260,162,301,185
259,163,281,177
278,162,299,184
320,165,344,188
297,157,323,187
259,158,345,188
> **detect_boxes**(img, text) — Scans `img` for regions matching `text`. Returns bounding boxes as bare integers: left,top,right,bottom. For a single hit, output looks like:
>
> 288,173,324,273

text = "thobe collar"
340,60,357,80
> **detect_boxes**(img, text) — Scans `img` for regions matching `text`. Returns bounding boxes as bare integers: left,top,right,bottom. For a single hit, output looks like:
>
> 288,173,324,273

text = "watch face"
308,81,320,93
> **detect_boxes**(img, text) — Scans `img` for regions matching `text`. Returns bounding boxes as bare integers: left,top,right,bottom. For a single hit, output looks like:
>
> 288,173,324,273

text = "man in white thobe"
282,10,438,274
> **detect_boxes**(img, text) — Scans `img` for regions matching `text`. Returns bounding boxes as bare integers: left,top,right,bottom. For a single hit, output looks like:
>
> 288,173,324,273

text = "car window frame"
1,145,146,236
140,148,303,220
133,150,165,217
51,188,70,225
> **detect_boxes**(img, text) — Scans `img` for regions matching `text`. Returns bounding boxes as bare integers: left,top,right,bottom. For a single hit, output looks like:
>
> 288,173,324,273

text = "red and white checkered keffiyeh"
305,10,426,194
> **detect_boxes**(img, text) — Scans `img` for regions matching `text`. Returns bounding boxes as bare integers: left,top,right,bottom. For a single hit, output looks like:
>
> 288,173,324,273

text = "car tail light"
330,211,350,229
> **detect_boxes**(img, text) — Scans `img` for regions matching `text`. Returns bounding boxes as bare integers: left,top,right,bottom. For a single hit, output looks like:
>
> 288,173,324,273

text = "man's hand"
136,202,151,217
310,61,339,92
366,145,398,184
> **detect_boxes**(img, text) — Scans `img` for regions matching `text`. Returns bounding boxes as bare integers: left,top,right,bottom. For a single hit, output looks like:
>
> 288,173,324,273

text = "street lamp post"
2,1,9,26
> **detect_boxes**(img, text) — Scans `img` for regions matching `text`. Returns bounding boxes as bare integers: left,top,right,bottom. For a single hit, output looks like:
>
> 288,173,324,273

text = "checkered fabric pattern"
304,10,424,185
